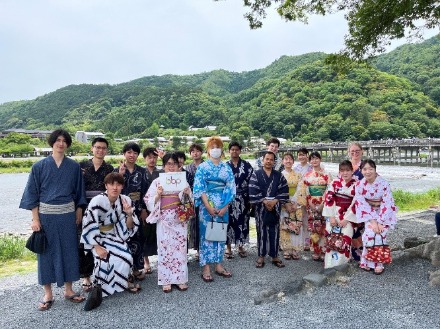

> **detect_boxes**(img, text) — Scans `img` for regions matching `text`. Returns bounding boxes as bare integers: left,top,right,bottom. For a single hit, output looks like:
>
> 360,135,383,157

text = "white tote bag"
205,217,227,242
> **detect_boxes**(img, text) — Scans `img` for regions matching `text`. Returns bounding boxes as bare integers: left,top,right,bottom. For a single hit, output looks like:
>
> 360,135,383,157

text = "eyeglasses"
94,146,108,150
165,162,177,166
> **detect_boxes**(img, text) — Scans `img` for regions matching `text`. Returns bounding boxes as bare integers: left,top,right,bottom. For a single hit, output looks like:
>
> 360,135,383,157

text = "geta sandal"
38,299,54,311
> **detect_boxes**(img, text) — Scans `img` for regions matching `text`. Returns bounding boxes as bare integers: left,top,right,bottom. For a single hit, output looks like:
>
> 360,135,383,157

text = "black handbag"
25,230,47,254
84,260,105,311
262,209,278,226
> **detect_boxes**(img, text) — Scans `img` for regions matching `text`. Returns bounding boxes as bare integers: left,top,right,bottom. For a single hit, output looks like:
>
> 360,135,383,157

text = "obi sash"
99,223,114,233
334,193,353,208
160,194,180,210
39,201,75,215
128,192,141,201
365,198,382,209
288,186,296,197
206,180,226,193
309,185,326,197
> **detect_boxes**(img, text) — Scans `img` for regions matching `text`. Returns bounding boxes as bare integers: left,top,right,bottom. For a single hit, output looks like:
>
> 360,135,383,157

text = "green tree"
235,0,439,60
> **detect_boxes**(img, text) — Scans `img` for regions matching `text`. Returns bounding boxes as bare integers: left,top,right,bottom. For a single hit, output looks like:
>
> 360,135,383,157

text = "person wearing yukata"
225,141,253,259
79,137,114,292
322,160,357,268
255,137,284,171
81,172,141,296
142,147,162,275
354,159,397,275
293,147,313,252
115,142,148,281
144,153,192,293
347,142,365,262
186,143,204,258
249,151,289,269
20,129,87,311
297,151,332,261
279,152,304,261
193,137,236,282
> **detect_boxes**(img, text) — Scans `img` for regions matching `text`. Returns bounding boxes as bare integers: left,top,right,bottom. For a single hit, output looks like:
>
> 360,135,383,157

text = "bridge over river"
258,138,440,167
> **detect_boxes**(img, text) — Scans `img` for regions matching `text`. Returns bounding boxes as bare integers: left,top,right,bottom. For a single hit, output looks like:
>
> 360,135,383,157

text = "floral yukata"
193,160,236,266
297,168,332,258
354,175,397,270
81,193,139,296
279,169,304,253
322,177,357,268
226,158,253,247
144,178,192,286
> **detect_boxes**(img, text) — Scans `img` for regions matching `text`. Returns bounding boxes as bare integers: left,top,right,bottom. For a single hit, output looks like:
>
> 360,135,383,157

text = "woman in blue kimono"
193,136,236,282
20,129,87,311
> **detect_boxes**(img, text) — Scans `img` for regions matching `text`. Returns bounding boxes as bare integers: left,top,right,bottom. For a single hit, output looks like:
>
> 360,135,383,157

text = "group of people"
20,130,398,311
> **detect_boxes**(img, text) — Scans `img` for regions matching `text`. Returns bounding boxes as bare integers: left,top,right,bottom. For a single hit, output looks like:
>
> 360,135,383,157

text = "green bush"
0,235,36,261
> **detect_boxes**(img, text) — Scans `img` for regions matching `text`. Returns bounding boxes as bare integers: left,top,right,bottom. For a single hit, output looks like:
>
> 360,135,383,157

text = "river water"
2,163,440,235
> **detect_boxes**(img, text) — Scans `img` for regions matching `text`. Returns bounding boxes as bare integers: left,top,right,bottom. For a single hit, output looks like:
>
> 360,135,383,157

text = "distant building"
188,125,217,131
0,129,52,139
33,147,52,156
75,131,105,143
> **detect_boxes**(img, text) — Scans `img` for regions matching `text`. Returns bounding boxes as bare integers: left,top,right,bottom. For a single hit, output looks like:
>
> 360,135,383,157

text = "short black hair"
104,172,124,185
162,152,179,166
263,151,275,161
228,141,242,151
360,159,376,170
189,143,203,153
339,160,353,171
297,147,309,155
283,152,294,161
266,138,280,147
142,147,157,158
48,129,72,147
309,151,321,161
122,142,140,154
175,151,186,162
92,137,109,147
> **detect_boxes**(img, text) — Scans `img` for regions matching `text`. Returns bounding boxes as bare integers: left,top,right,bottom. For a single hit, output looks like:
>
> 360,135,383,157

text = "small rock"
404,237,430,249
303,273,327,287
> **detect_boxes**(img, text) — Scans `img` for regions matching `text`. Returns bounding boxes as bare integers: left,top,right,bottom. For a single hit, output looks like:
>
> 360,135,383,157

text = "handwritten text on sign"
159,171,187,192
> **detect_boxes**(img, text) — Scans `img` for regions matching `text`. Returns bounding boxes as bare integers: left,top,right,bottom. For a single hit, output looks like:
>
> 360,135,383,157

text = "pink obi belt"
365,198,382,209
160,194,181,210
334,193,353,208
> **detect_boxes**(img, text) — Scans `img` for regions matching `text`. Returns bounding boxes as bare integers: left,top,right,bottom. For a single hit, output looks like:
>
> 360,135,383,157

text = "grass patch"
0,235,37,277
393,187,440,212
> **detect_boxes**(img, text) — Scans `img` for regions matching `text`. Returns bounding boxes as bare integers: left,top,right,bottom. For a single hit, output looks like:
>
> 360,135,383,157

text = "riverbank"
0,210,438,329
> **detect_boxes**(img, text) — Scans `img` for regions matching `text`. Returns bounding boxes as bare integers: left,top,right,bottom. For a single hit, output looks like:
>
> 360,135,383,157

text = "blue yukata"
19,156,86,287
193,160,236,266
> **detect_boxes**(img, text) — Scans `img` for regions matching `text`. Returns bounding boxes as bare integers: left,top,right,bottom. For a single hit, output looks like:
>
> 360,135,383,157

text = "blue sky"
0,0,436,104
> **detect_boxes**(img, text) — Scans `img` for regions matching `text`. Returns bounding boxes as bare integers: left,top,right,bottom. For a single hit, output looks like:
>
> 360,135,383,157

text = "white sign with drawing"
159,172,187,192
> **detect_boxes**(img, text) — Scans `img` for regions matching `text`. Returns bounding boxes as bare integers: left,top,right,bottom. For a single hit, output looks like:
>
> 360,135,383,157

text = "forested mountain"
0,36,439,142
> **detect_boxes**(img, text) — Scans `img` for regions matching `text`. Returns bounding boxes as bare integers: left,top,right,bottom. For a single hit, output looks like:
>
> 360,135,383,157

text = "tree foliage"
238,0,440,59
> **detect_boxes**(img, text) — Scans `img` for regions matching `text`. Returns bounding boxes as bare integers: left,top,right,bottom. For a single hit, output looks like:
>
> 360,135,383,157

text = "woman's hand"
95,245,108,259
285,203,294,213
31,218,41,231
183,187,191,195
339,219,348,228
329,217,337,227
370,220,379,233
122,199,133,216
156,185,164,197
217,205,229,217
377,223,384,233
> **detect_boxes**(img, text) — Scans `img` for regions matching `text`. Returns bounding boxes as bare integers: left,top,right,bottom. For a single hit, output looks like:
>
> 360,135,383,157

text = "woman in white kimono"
144,153,192,293
354,159,397,275
322,160,357,268
81,173,141,296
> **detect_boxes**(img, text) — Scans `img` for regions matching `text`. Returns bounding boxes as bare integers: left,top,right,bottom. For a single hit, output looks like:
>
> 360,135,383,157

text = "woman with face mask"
193,136,236,283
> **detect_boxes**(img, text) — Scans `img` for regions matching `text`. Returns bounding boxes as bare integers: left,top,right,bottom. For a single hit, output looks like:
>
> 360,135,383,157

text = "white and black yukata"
249,169,289,258
81,193,139,296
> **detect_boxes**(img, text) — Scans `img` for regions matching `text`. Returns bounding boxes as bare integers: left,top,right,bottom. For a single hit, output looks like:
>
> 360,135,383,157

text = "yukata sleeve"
116,195,139,240
354,180,377,224
248,171,263,205
73,165,87,209
19,163,41,210
276,174,290,204
144,178,161,224
221,164,236,207
243,163,254,202
294,177,308,207
81,196,104,249
193,165,207,207
322,179,337,218
377,179,398,229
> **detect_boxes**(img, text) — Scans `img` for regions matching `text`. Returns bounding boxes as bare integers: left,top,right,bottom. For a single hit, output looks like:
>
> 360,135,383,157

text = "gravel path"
1,210,439,329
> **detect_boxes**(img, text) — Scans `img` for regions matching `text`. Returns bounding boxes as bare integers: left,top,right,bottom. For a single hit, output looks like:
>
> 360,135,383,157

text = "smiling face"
163,158,178,173
282,154,294,170
52,136,68,154
124,149,139,165
339,166,354,182
267,143,279,154
349,144,363,163
91,141,108,160
309,155,321,169
190,149,202,161
105,181,123,200
361,162,377,182
263,152,275,170
297,152,308,165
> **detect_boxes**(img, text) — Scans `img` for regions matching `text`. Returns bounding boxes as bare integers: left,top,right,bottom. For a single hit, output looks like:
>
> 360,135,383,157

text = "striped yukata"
249,169,289,258
81,193,139,296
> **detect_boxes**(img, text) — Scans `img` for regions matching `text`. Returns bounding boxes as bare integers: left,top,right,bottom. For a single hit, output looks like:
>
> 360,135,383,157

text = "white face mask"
209,148,222,159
